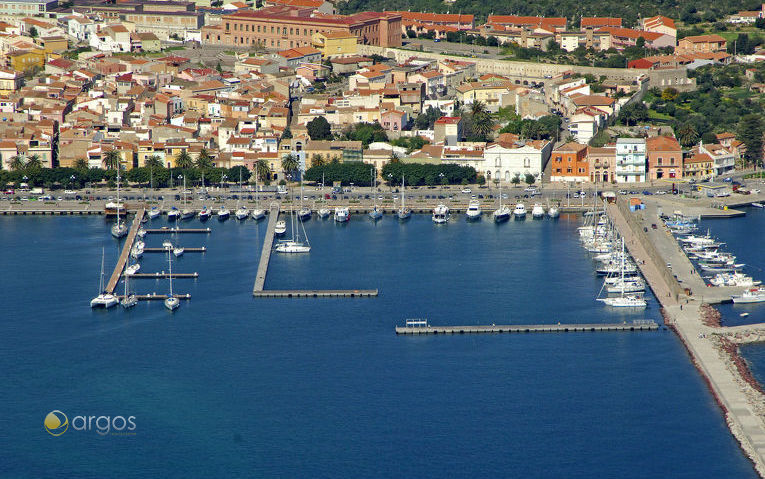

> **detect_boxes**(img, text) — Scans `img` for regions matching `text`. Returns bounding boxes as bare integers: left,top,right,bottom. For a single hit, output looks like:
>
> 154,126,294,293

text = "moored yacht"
531,204,545,218
334,206,350,223
732,287,765,304
317,208,331,219
597,294,647,308
111,220,127,238
164,251,179,311
91,248,118,308
432,204,449,224
274,220,287,235
298,207,312,222
466,200,482,220
251,208,266,220
397,175,411,220
235,205,250,220
148,206,161,219
217,205,230,220
548,205,560,218
513,203,527,218
167,206,181,221
199,206,212,221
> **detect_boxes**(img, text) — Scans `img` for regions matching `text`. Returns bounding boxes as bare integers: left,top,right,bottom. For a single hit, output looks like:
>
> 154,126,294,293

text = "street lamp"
388,173,393,194
439,172,445,199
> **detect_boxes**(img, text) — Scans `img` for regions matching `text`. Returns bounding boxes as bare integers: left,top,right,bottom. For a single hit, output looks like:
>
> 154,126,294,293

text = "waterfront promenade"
609,199,765,475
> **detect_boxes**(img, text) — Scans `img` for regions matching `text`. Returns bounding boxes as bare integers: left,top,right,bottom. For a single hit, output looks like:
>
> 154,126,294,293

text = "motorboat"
274,220,287,235
466,200,482,220
732,288,765,304
752,202,764,208
167,207,181,221
698,262,744,273
199,206,212,221
137,228,147,238
432,204,449,224
334,207,350,223
548,206,560,218
513,203,527,218
104,201,125,217
710,273,761,287
91,248,118,308
162,240,173,250
217,205,230,220
531,204,545,218
235,205,250,220
251,208,266,220
130,242,144,259
148,206,161,220
606,279,646,294
173,246,184,257
317,208,331,219
125,263,140,276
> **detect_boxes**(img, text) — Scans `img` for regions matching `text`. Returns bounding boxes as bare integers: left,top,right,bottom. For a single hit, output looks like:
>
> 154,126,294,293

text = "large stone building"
0,0,57,17
202,6,401,49
71,0,203,40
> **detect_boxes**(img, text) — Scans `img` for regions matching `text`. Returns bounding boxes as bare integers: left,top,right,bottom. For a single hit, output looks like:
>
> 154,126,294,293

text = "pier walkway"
105,208,145,294
396,322,659,335
609,198,765,475
254,289,378,298
252,204,279,293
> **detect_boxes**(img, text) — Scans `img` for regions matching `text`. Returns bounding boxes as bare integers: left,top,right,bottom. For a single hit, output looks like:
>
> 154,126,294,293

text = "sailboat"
199,206,212,221
368,168,383,221
217,204,230,220
251,170,266,220
181,175,196,220
318,207,331,219
235,169,249,220
597,239,647,308
493,179,511,222
121,264,138,308
90,248,118,308
148,206,161,220
110,166,128,238
164,251,180,311
297,182,311,221
275,205,311,253
397,175,411,220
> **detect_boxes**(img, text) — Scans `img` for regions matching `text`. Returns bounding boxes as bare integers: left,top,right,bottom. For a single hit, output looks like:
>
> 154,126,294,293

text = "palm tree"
145,155,163,169
9,155,25,171
281,153,299,180
103,150,121,170
256,159,271,183
311,153,325,168
195,148,214,169
175,150,193,169
470,101,495,141
74,158,88,170
24,154,43,170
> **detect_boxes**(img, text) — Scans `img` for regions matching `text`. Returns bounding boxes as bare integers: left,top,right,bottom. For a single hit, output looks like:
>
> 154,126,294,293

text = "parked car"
461,188,472,194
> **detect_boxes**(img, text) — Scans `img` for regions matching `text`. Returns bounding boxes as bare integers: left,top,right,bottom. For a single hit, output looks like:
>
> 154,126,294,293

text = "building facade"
646,135,682,180
615,137,646,183
550,141,588,182
587,145,616,183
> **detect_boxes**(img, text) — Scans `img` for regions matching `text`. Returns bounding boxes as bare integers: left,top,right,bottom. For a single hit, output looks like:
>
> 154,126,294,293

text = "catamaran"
432,204,449,224
397,175,411,220
90,248,118,308
164,251,180,311
368,168,382,221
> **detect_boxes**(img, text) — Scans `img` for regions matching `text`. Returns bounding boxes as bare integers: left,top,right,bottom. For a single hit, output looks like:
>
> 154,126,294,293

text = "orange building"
202,6,401,49
676,34,726,55
646,135,682,180
550,141,588,182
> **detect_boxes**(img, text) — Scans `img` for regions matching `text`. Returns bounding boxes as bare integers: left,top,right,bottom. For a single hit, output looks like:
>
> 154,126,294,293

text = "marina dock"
144,228,211,234
252,204,279,293
124,272,199,279
395,320,659,335
105,208,145,294
143,247,207,253
116,293,191,300
254,289,378,298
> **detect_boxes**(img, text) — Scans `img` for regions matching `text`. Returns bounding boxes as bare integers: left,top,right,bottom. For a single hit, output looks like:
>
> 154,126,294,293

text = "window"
271,26,274,33
523,158,530,168
225,23,230,30
234,23,237,30
657,157,662,165
246,24,249,32
567,168,572,173
555,156,562,162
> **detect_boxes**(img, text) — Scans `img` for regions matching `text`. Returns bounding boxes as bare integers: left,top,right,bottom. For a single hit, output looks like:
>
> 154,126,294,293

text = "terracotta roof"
435,116,460,124
553,141,587,153
686,152,712,164
581,17,621,28
571,95,615,107
597,26,664,41
643,15,675,29
387,11,473,24
487,15,566,27
646,135,681,151
681,34,726,44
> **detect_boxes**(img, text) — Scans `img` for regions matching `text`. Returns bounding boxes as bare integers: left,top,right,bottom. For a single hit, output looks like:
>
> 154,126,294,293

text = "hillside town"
0,0,762,190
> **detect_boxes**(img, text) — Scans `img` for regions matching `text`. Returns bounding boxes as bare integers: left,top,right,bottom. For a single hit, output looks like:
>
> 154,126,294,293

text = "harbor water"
0,213,758,478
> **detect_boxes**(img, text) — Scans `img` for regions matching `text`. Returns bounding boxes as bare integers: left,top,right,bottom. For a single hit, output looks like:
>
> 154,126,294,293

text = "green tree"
175,150,193,169
676,122,699,148
311,153,326,167
738,114,764,167
195,148,214,169
256,159,272,183
103,150,121,170
307,116,333,140
24,154,42,171
342,122,388,146
465,100,495,142
415,106,443,130
145,155,164,169
281,128,292,140
511,174,521,185
281,153,300,180
74,158,88,171
9,155,25,171
29,26,38,38
524,173,536,185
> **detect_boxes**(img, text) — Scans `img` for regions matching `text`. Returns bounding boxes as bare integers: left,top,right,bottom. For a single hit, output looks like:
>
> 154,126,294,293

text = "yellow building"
455,81,519,111
311,31,357,58
37,36,69,54
8,49,45,72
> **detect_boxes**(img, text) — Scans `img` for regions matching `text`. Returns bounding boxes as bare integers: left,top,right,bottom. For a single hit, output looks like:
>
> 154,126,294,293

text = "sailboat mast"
168,251,173,297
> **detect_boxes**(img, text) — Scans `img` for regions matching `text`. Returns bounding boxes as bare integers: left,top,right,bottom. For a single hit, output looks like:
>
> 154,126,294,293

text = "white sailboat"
235,169,249,220
297,182,311,221
493,180,511,222
90,248,118,308
164,251,180,311
597,239,647,308
368,168,382,221
251,172,265,220
110,166,128,238
148,206,161,220
275,205,311,253
121,266,138,309
217,204,230,220
397,175,411,220
181,175,195,219
199,206,212,220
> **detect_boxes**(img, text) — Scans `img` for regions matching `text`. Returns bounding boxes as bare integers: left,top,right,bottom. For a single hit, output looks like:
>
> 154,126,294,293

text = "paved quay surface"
609,199,765,476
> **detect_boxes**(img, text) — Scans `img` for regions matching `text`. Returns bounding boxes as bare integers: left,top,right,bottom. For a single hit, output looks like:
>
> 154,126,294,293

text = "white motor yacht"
432,204,449,224
199,206,212,221
235,206,250,220
513,203,527,218
173,246,184,257
251,208,266,220
334,207,350,223
466,200,482,220
274,220,287,235
606,279,646,294
148,206,161,219
274,241,311,253
531,204,545,218
548,206,560,218
732,288,765,304
317,208,331,219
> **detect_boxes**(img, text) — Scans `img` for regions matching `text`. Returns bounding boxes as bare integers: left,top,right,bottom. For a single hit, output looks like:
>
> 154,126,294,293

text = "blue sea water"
0,213,757,478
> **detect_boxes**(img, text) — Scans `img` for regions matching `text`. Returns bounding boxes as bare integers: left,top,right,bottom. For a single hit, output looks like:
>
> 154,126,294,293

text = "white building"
615,138,646,183
0,0,57,17
568,108,605,144
483,138,553,183
67,16,98,42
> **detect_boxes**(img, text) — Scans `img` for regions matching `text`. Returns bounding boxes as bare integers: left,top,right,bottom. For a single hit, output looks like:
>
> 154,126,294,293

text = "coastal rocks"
700,303,722,327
